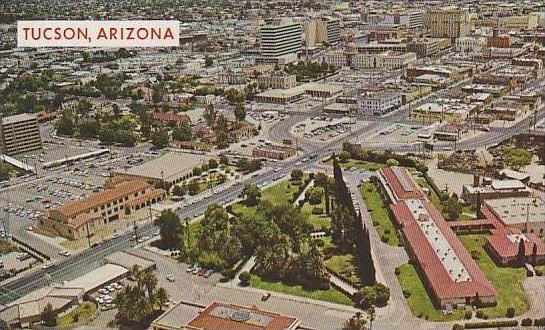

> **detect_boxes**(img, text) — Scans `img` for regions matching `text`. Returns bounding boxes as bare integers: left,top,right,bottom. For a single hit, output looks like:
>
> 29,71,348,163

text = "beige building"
499,14,540,30
353,51,417,70
257,71,297,89
0,113,42,155
305,16,341,47
40,180,166,240
423,9,470,40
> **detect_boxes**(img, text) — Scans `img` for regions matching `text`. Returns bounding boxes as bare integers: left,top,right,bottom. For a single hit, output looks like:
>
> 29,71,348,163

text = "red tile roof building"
153,112,190,126
378,167,496,309
151,301,300,330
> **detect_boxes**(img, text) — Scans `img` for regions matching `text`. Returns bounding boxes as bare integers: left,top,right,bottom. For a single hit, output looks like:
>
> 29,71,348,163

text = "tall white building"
260,19,302,62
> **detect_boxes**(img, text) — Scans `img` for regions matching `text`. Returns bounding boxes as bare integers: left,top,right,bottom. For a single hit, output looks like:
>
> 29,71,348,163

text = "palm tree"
155,287,169,311
142,269,158,301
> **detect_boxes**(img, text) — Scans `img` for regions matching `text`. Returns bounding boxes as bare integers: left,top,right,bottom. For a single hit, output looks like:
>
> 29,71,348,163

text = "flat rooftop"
406,199,471,283
114,152,209,181
485,197,545,225
1,113,37,125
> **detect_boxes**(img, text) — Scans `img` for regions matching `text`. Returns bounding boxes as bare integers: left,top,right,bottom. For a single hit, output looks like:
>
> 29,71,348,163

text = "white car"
59,250,70,257
42,261,54,269
166,274,175,282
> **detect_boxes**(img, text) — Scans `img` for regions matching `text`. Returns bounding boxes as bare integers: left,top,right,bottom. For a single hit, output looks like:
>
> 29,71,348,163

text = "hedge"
464,320,518,329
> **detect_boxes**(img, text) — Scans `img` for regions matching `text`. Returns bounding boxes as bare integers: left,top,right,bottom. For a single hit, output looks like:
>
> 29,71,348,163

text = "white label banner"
17,20,180,48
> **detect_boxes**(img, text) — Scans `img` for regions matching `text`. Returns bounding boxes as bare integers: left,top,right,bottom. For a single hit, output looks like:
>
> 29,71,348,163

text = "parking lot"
292,116,366,142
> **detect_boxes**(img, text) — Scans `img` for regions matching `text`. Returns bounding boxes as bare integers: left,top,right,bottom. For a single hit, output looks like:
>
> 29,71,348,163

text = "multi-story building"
358,90,402,115
381,11,424,30
304,16,341,47
499,14,540,30
407,37,450,58
260,19,302,62
353,51,417,70
423,9,470,40
455,37,486,53
0,113,42,155
40,180,166,240
257,71,297,89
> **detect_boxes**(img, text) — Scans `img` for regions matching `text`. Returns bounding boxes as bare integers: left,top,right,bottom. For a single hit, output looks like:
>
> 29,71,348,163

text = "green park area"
57,302,97,327
250,274,353,306
396,263,465,321
359,182,400,246
458,234,529,318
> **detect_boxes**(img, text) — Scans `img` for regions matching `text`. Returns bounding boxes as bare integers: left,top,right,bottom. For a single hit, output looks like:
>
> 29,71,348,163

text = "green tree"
339,150,351,163
242,183,261,206
234,102,246,121
172,184,187,196
152,83,165,107
306,186,324,205
208,158,219,169
154,287,169,311
188,179,200,195
386,158,399,166
205,56,213,67
343,312,367,330
172,120,192,141
154,210,184,249
40,303,58,327
291,168,304,181
56,111,75,136
151,129,170,149
239,271,251,286
443,194,462,220
0,164,12,181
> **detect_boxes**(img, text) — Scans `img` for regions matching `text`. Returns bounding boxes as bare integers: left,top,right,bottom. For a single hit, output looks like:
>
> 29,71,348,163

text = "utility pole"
85,221,91,248
133,220,139,243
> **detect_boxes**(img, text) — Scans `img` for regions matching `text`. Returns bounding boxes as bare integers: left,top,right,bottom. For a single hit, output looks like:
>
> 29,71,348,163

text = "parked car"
203,269,214,278
192,267,202,275
261,292,272,301
166,274,175,282
197,268,207,276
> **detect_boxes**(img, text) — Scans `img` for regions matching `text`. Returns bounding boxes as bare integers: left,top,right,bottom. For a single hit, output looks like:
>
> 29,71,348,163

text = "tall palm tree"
142,269,158,301
154,287,169,311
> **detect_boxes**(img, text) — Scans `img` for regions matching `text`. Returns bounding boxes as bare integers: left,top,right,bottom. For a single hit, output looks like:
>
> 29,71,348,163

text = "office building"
40,180,166,240
260,19,302,62
0,113,42,155
423,10,470,40
304,16,341,47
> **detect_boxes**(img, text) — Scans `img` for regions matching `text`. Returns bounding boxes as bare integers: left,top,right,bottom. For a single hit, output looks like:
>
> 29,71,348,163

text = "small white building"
358,90,402,115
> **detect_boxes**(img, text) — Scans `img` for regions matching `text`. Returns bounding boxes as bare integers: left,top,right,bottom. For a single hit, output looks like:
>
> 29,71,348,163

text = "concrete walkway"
327,270,358,296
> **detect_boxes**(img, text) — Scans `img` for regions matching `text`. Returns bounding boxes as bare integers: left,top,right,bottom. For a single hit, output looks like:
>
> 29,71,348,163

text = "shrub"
372,220,379,226
452,324,464,330
239,271,251,286
506,307,515,318
381,235,389,243
402,289,411,298
464,320,518,329
221,269,236,279
311,207,323,215
475,310,485,319
464,310,472,319
521,318,532,326
384,228,391,235
535,268,543,276
394,267,401,275
535,318,545,326
470,250,481,260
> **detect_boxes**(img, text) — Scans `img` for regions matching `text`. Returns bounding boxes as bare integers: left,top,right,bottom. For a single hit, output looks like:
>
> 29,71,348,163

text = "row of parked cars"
186,264,214,278
96,282,123,311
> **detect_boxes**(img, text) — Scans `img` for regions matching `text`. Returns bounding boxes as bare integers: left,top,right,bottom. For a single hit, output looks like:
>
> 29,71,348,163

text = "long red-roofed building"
378,167,496,309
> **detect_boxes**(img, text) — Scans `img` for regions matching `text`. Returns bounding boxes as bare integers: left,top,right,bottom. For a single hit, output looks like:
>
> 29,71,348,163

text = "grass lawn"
326,159,385,171
396,264,465,321
250,274,353,306
232,175,309,218
360,182,400,246
458,234,529,318
301,200,331,231
57,302,97,326
324,254,361,287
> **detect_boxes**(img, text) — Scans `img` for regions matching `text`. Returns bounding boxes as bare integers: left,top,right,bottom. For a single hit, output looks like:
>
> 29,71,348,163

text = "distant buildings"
253,144,297,160
423,9,470,40
259,19,302,64
257,71,297,89
0,113,42,155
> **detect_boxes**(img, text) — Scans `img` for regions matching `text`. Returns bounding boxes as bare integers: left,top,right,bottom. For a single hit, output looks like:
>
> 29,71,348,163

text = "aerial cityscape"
0,0,544,329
